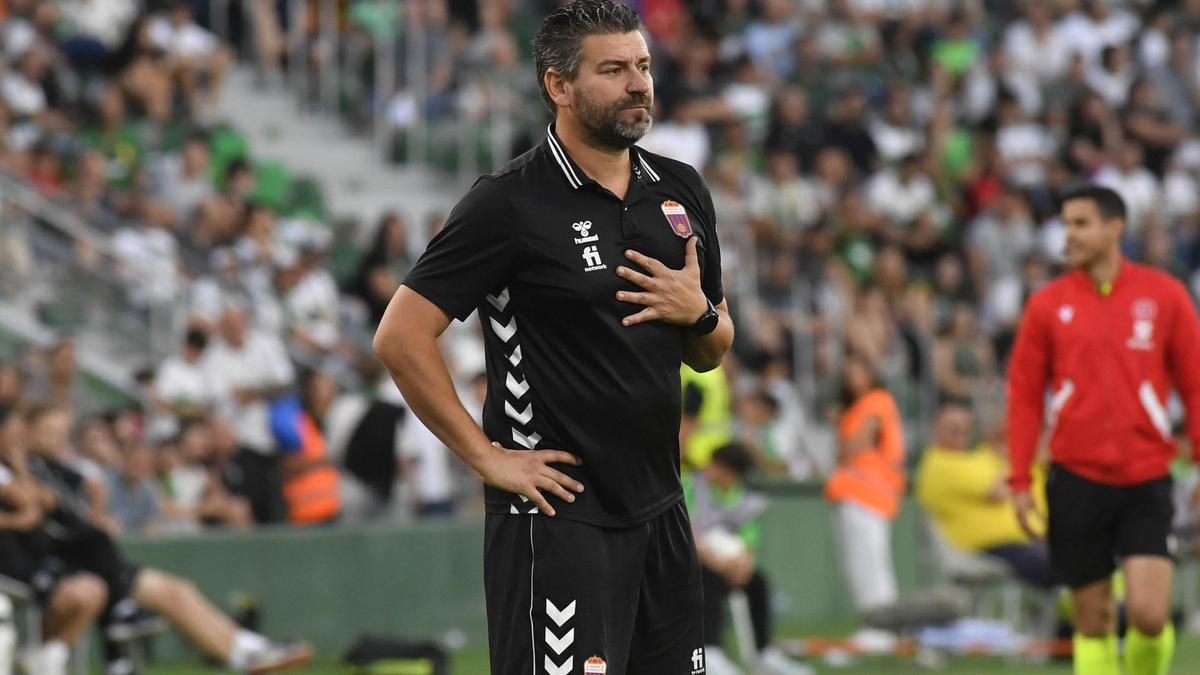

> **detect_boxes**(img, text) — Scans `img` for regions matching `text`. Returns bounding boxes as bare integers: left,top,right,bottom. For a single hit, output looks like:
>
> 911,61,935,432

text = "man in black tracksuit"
373,2,735,672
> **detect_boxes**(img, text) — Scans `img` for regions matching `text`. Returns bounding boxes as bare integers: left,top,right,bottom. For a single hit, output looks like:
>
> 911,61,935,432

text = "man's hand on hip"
478,442,585,517
615,236,708,327
1012,489,1046,540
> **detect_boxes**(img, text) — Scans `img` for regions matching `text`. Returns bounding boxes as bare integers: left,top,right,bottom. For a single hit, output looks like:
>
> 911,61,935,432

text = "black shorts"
484,499,706,675
1046,464,1175,589
0,526,139,614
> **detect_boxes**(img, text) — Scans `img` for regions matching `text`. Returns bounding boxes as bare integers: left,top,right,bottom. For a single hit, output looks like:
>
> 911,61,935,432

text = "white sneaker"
755,646,815,675
19,641,67,675
244,641,314,674
704,646,746,675
849,627,897,654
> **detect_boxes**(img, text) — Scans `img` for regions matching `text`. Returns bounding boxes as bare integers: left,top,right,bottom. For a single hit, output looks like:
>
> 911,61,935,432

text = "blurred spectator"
0,363,22,410
155,131,215,223
80,84,142,190
681,364,734,471
734,389,789,476
0,407,109,675
916,402,1052,588
111,209,184,307
1095,141,1161,233
24,339,96,421
350,212,413,324
209,415,285,525
865,153,936,230
106,441,162,534
967,185,1037,290
278,242,344,361
688,443,813,675
146,1,232,114
24,403,119,533
749,151,821,248
825,355,905,627
152,320,219,438
399,407,459,519
204,305,295,456
932,303,996,408
280,370,342,526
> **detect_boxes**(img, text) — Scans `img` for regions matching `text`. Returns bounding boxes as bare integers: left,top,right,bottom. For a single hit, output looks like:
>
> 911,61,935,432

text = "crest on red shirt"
1133,298,1158,320
1128,298,1157,351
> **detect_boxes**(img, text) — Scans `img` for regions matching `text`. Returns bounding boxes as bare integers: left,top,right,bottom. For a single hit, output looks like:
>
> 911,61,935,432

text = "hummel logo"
573,220,598,244
582,245,606,272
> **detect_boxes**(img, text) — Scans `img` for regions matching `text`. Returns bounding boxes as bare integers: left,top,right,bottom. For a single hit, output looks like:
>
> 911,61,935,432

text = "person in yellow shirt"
916,401,1052,589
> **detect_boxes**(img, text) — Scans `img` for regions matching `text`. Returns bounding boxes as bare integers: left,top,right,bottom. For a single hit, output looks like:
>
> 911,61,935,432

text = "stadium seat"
208,126,251,184
252,160,294,212
923,518,1021,625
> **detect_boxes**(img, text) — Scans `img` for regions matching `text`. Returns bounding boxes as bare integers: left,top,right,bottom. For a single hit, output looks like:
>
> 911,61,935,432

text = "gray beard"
574,94,654,150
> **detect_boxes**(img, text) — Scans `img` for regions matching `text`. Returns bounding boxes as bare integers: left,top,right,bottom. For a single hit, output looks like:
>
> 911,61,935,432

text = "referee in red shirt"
1008,186,1200,675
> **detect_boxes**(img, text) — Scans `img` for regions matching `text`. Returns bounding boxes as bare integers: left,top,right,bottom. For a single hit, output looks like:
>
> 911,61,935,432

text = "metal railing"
0,172,184,366
213,0,520,182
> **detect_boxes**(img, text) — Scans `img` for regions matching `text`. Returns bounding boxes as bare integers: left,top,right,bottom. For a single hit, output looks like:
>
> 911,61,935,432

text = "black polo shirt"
403,124,724,527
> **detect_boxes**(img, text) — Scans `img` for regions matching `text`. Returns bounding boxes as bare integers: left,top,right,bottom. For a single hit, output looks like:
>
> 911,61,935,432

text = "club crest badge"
584,656,608,673
661,200,693,238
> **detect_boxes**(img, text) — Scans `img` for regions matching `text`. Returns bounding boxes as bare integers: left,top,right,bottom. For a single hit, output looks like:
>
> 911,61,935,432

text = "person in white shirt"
995,99,1054,188
1056,0,1140,66
399,413,459,518
865,153,937,228
1004,2,1072,86
276,249,343,359
146,1,231,112
111,220,182,307
1085,44,1136,108
1095,142,1162,234
203,306,296,455
152,322,219,435
869,88,925,165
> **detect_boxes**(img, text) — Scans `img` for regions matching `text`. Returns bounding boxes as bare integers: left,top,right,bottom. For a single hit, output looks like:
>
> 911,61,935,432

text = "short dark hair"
1061,185,1127,222
710,442,756,478
532,0,642,113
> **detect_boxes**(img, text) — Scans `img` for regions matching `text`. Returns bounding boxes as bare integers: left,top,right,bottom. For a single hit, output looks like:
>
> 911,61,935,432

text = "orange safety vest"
825,388,906,520
282,413,342,525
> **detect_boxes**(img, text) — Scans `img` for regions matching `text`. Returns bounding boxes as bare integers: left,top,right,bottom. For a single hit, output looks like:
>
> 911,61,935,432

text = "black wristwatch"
688,298,719,336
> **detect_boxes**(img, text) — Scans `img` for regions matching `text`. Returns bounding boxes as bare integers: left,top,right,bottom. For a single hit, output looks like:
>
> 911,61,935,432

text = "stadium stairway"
212,66,461,234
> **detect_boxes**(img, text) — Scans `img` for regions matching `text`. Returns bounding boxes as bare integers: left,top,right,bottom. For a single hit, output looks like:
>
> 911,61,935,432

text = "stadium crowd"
0,0,1198,535
3,0,1200,671
0,0,1199,609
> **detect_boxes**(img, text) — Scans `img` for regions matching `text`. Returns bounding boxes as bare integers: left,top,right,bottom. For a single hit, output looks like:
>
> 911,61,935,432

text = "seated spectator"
105,441,163,534
79,84,142,190
204,305,296,458
916,402,1052,589
24,403,119,534
209,417,286,525
152,319,219,436
0,407,108,675
687,443,813,675
932,303,996,407
8,405,313,674
111,214,183,307
349,212,413,325
146,1,231,114
154,131,215,225
733,389,789,476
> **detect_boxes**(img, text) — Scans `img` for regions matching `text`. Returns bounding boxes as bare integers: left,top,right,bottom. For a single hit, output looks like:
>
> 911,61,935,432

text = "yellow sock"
1124,624,1175,675
1073,633,1120,675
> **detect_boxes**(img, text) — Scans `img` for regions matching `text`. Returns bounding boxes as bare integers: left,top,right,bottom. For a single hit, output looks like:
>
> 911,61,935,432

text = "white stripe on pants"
835,501,898,612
